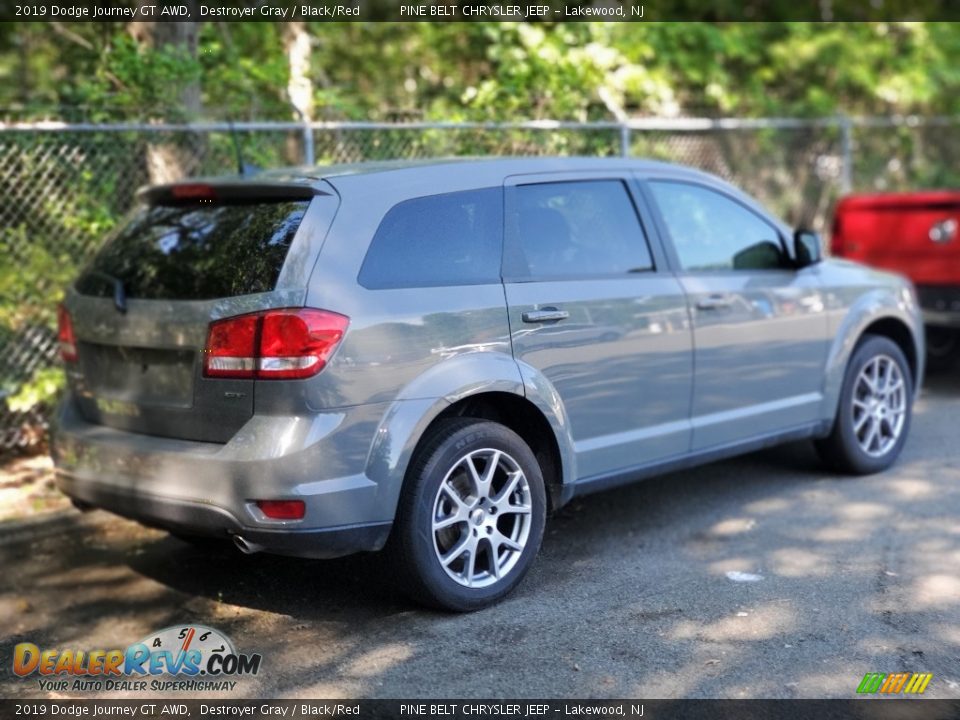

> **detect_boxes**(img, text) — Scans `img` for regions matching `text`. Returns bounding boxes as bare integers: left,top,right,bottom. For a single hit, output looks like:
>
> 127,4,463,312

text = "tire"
387,418,547,611
925,326,958,374
815,335,913,475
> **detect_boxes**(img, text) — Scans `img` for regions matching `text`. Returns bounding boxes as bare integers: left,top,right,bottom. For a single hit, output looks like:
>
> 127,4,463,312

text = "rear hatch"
832,191,960,285
61,180,337,443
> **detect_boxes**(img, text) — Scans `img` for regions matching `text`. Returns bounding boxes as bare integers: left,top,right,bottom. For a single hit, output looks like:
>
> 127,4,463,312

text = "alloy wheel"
851,354,907,458
431,448,533,588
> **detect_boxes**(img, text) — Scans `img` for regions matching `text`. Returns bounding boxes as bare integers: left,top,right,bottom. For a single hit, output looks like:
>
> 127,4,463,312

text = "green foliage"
196,24,290,119
4,19,960,436
0,228,76,334
6,367,63,413
0,226,77,416
83,35,202,121
4,22,960,121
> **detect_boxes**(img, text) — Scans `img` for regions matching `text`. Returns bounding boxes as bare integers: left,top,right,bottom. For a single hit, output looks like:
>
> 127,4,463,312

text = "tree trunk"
283,21,313,165
129,7,202,183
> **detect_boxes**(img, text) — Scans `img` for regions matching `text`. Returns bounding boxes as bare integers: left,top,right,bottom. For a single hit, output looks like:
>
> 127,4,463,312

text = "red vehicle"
832,191,960,369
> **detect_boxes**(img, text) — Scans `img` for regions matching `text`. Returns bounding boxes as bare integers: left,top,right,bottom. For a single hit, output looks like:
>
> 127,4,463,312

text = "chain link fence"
2,115,959,452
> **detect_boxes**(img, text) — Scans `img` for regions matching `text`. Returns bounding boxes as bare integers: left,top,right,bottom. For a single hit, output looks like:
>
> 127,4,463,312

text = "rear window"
358,188,503,289
75,200,310,301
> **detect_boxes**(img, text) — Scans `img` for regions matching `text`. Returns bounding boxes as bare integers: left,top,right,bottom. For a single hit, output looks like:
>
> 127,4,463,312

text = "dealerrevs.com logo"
13,625,261,693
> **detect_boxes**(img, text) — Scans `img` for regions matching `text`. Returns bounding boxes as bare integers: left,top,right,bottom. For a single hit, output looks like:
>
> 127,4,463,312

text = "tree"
283,21,313,164
128,4,202,182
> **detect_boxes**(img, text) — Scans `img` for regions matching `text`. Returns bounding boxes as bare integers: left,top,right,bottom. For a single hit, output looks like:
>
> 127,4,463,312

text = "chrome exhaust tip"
233,535,264,555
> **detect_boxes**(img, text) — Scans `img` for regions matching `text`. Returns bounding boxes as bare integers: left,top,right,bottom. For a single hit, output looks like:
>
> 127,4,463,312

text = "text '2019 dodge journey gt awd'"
54,158,924,611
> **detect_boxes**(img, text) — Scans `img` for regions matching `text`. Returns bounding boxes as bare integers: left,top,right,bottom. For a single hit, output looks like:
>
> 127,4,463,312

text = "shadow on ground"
1,373,958,698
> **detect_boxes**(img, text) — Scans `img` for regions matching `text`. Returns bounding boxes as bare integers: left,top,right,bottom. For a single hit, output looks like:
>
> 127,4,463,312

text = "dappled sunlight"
834,502,892,521
811,524,870,543
911,575,960,609
931,624,960,647
784,667,866,699
79,609,180,648
34,564,135,589
705,557,762,576
629,653,732,698
853,634,899,655
910,538,960,556
892,458,960,485
880,477,936,499
768,548,830,578
342,643,414,678
708,517,757,536
670,602,797,643
743,497,791,514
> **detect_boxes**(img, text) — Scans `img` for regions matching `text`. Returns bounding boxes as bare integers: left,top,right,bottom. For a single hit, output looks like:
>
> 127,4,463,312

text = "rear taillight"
203,308,348,380
57,305,78,363
204,313,259,379
255,499,305,520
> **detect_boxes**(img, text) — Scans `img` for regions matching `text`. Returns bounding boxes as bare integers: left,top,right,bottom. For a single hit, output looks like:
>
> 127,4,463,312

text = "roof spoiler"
137,182,327,205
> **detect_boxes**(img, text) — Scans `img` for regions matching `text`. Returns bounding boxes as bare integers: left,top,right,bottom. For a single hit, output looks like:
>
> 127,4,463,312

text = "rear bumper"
58,473,391,558
52,396,396,559
917,284,960,327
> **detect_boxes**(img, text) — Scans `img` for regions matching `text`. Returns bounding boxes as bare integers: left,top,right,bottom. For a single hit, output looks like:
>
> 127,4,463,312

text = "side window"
358,187,502,289
510,180,653,279
648,181,786,272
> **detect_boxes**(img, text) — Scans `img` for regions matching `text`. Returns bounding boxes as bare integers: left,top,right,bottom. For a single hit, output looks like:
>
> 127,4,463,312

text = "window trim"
502,175,659,284
640,178,793,275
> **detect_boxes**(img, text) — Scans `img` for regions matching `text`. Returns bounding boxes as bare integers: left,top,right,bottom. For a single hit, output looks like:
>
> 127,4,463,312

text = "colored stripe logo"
857,672,933,694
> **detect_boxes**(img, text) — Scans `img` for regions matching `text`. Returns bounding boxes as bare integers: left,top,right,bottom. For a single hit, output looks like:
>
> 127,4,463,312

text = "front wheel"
388,418,547,611
815,335,913,475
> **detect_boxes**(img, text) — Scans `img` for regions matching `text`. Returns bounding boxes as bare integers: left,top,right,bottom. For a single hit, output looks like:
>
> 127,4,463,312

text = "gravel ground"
1,373,959,700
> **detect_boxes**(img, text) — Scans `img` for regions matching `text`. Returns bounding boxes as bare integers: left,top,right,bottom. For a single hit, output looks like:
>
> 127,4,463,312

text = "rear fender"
822,288,924,423
365,351,577,518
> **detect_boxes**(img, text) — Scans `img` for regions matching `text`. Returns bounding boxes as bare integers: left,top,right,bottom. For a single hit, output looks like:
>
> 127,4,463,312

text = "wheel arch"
430,391,567,511
364,353,576,523
859,316,920,389
822,293,924,425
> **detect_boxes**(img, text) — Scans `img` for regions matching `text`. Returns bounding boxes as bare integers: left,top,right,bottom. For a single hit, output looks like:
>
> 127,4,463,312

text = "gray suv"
53,158,924,610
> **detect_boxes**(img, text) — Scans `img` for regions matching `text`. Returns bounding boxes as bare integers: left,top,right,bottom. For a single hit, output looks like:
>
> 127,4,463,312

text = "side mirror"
793,229,822,268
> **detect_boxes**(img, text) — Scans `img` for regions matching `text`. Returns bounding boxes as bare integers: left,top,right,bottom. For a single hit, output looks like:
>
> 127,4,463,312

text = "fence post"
302,122,315,166
620,124,631,157
839,115,853,194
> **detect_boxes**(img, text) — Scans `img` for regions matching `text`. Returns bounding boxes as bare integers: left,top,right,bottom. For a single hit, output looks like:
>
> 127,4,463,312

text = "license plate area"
78,342,195,409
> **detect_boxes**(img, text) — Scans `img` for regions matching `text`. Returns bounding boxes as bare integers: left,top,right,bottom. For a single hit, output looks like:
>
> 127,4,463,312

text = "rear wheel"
815,335,913,474
388,418,546,611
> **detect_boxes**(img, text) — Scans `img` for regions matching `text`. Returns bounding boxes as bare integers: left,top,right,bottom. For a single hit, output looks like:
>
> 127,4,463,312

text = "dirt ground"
0,453,68,522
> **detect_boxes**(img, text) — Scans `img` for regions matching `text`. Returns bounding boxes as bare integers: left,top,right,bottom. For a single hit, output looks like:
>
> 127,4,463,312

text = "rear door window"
358,187,503,289
75,200,310,301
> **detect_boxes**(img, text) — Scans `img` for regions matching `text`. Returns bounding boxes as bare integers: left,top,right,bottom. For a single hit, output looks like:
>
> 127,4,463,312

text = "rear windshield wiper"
88,270,127,314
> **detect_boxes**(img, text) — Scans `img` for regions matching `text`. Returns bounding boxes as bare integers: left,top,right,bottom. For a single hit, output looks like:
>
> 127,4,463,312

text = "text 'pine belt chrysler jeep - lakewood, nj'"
53,158,924,610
